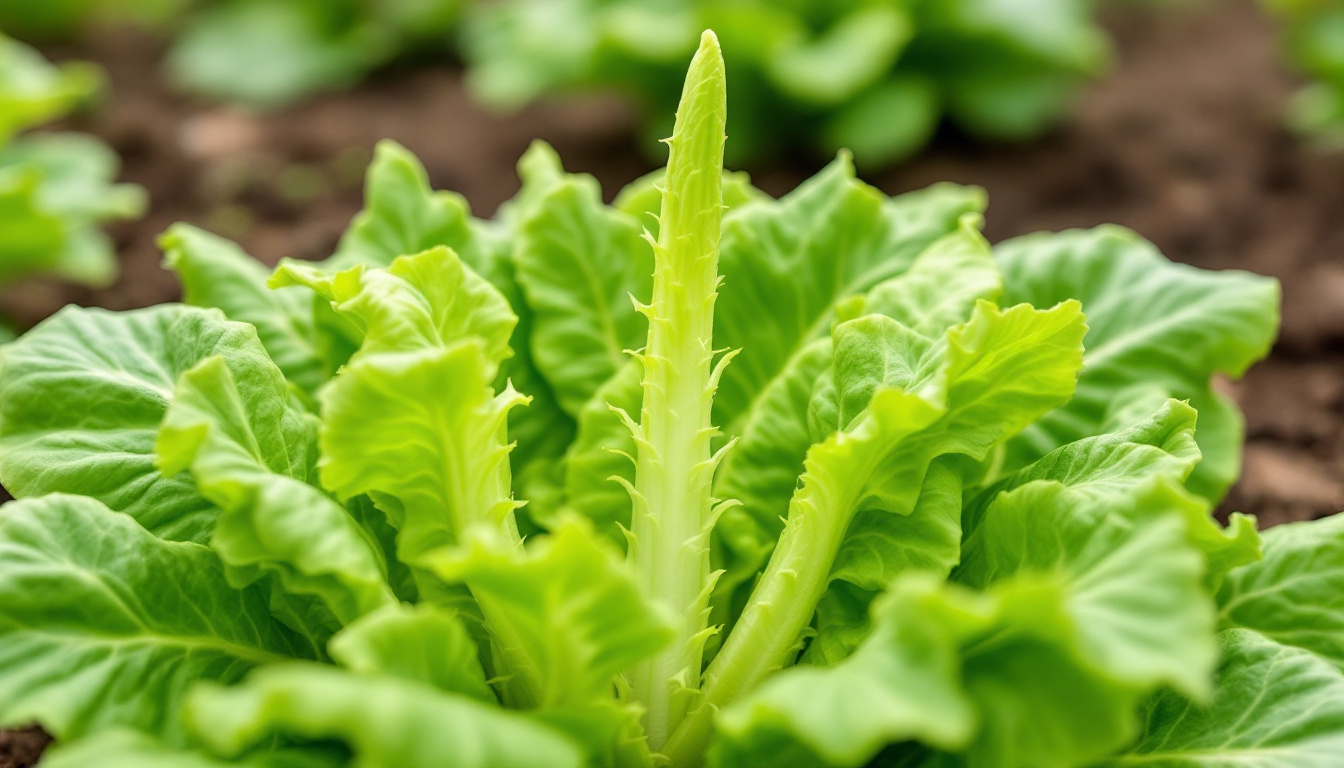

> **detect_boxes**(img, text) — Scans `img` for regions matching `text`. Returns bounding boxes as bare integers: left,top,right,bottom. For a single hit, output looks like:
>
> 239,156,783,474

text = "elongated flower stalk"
620,30,737,751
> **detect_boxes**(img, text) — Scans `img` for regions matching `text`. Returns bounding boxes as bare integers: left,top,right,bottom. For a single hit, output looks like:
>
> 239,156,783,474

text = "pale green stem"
662,442,880,766
625,30,730,751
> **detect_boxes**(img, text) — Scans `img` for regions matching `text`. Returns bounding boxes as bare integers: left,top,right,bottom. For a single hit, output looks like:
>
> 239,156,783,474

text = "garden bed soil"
2,1,1343,763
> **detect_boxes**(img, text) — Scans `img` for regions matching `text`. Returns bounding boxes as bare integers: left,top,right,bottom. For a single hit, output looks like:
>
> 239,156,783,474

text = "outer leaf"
995,226,1279,500
714,573,1151,768
957,478,1216,700
1100,629,1344,768
42,730,340,768
1218,513,1344,668
161,223,325,394
187,664,584,768
0,305,275,542
963,399,1262,587
509,141,651,416
327,603,494,703
157,355,397,633
0,495,312,744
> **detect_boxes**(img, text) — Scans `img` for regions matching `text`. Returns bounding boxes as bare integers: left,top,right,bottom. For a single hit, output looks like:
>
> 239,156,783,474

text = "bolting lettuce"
2,29,1333,768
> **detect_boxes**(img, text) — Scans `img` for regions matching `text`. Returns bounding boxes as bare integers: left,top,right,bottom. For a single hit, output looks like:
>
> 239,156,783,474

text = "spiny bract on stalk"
0,23,1340,768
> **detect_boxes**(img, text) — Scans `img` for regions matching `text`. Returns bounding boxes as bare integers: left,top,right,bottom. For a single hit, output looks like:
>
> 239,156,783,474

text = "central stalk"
625,30,731,751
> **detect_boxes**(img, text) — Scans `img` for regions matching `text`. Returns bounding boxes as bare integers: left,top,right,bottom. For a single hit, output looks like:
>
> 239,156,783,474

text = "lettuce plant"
166,0,464,108
464,0,1109,166
1263,0,1344,146
0,33,145,333
1,30,1337,768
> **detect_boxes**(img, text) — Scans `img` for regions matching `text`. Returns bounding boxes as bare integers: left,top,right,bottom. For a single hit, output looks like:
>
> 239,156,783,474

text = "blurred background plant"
1262,0,1344,146
463,0,1111,167
0,33,144,338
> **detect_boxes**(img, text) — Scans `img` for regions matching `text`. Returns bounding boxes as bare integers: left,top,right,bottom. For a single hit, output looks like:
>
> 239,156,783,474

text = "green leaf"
717,215,999,586
274,245,516,364
167,0,378,108
42,730,341,768
161,223,325,394
1100,629,1344,767
0,133,144,289
0,305,277,542
714,572,1153,768
509,141,651,416
963,399,1262,588
1218,513,1344,668
712,159,984,431
328,603,494,702
802,458,964,666
187,664,584,768
427,517,675,709
156,354,397,633
326,140,481,272
957,477,1217,700
668,300,1088,765
557,358,643,541
995,226,1279,500
0,33,101,142
0,494,312,744
766,5,913,106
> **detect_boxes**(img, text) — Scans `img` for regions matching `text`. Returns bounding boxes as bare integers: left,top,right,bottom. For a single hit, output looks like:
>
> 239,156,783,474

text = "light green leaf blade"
958,478,1217,699
161,223,325,394
712,159,984,431
715,573,1149,768
509,142,651,416
187,664,584,768
427,517,675,709
1100,629,1344,768
995,225,1279,500
671,299,1088,764
0,494,312,744
709,218,999,629
1218,513,1344,668
157,354,397,632
0,305,276,542
803,458,964,666
42,730,341,768
0,33,101,142
319,341,523,562
274,245,516,364
964,399,1262,588
557,358,643,541
326,140,479,272
328,603,494,703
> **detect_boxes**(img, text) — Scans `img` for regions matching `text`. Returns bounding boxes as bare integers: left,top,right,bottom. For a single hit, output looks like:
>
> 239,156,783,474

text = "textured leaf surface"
162,223,324,394
996,226,1279,500
327,603,494,702
157,354,396,633
1219,513,1344,668
0,305,277,542
188,664,583,768
0,495,311,743
1100,629,1344,768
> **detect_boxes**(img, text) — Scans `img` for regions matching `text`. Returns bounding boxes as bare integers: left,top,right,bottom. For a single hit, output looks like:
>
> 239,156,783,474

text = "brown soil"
0,727,48,768
2,1,1343,762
